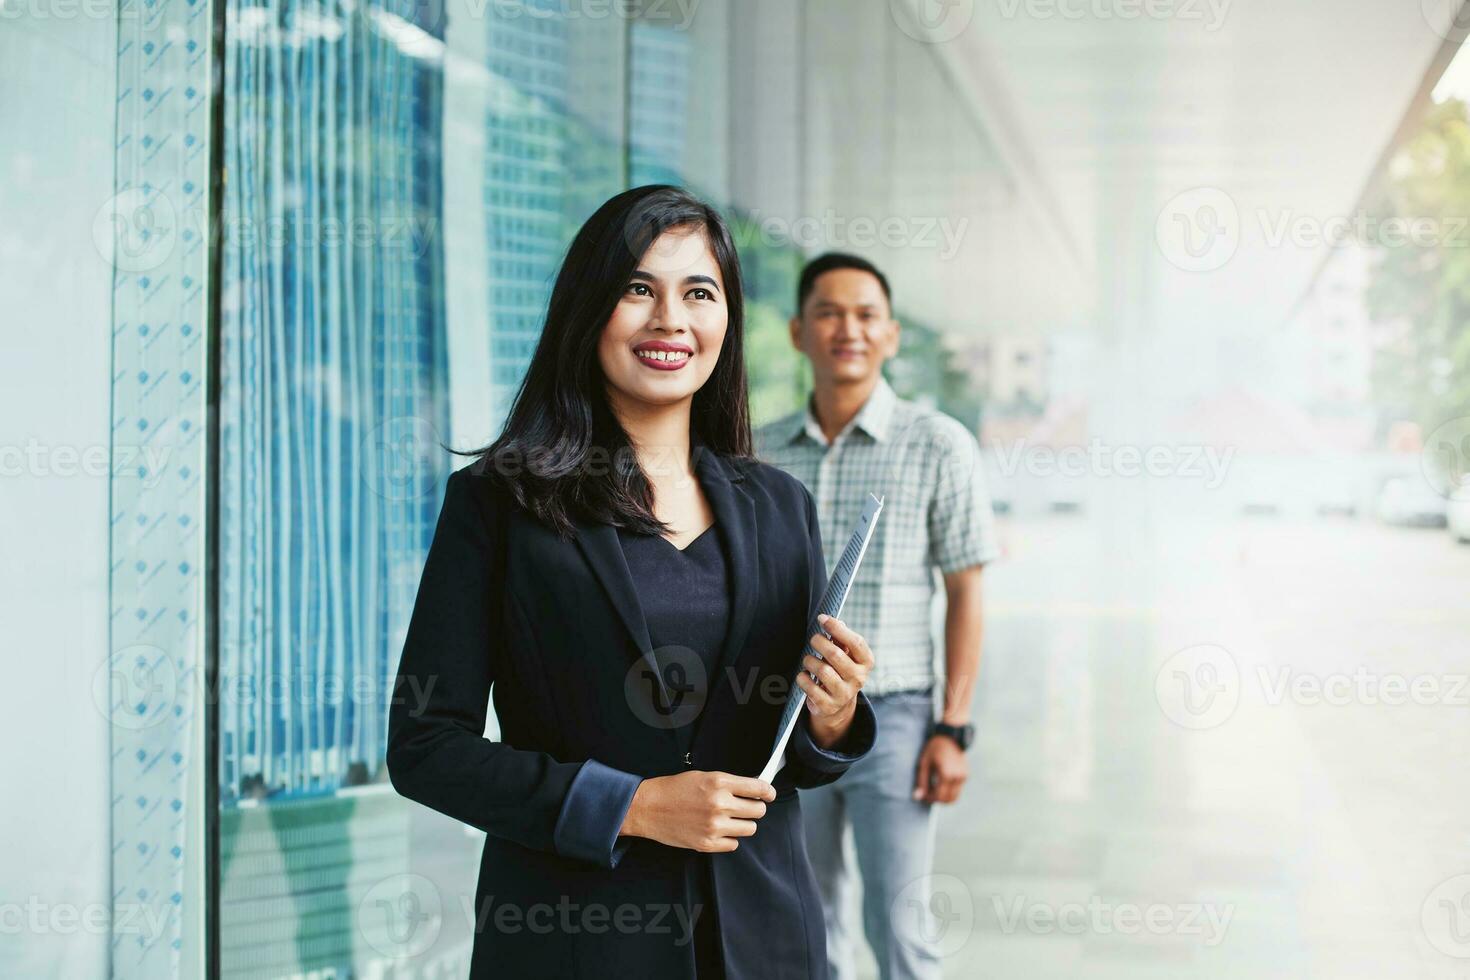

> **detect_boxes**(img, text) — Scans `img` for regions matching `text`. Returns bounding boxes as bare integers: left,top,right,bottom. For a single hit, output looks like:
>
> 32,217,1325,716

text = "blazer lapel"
693,446,759,709
572,497,704,759
571,520,668,703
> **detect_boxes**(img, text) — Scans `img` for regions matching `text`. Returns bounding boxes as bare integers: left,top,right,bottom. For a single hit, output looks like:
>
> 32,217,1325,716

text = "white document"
759,494,884,783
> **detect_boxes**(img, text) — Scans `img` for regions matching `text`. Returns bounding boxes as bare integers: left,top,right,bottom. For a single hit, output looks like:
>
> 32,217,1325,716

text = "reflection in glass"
213,0,623,973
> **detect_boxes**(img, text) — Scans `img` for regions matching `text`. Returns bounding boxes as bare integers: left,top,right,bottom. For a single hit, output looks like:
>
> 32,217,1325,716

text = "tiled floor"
841,509,1470,979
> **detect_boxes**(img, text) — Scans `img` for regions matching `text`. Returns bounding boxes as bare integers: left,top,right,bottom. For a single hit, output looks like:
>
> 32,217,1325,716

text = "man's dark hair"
796,252,892,315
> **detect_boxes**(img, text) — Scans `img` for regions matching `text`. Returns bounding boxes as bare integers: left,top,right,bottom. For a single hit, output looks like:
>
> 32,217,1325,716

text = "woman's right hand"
619,770,776,852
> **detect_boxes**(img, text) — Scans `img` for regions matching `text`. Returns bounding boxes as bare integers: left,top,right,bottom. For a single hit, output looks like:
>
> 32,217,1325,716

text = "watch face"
937,723,972,750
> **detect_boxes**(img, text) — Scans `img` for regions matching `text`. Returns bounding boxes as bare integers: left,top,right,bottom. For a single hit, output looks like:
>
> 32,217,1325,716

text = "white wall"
0,9,118,979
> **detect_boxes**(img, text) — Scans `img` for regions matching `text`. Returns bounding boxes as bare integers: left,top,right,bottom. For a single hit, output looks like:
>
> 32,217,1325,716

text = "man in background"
756,253,999,980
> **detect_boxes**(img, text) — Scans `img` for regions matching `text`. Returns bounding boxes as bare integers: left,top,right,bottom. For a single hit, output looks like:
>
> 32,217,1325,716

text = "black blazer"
386,446,877,980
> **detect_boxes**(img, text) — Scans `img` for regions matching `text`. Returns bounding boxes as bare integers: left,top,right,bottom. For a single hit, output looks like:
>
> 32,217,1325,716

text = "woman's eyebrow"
628,270,722,292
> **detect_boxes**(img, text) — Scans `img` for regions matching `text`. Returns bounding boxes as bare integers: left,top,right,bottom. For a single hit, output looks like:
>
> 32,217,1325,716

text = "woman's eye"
688,288,714,301
626,282,652,296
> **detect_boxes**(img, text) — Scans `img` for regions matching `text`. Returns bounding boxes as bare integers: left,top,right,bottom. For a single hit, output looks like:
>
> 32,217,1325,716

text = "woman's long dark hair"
467,185,752,538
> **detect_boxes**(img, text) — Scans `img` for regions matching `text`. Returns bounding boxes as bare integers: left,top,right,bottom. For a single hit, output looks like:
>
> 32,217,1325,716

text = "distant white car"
1237,472,1284,516
1376,477,1448,528
1448,483,1470,543
1314,481,1358,518
1046,479,1086,515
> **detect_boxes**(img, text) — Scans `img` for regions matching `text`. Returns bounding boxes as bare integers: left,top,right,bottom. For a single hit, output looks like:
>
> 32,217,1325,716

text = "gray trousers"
801,692,942,980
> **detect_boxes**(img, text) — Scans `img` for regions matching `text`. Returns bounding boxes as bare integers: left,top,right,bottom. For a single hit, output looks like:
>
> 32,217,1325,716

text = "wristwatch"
931,721,974,751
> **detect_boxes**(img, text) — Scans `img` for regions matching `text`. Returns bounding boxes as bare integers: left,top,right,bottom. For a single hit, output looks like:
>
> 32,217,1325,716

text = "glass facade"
219,0,450,809
4,1,990,975
206,8,980,967
215,6,452,974
628,21,692,189
213,4,746,976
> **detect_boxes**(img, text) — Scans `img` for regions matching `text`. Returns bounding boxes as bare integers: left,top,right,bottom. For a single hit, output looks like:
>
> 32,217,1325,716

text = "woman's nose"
652,296,690,332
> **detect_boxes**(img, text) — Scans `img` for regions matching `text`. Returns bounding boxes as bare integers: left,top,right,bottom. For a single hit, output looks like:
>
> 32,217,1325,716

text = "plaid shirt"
755,376,1000,696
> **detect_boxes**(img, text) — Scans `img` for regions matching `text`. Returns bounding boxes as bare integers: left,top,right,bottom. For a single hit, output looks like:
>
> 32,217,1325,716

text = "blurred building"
1288,243,1377,412
958,334,1051,415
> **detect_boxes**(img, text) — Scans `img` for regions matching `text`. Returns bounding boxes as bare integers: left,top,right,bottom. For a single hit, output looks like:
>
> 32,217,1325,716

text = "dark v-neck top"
616,521,731,737
616,520,732,978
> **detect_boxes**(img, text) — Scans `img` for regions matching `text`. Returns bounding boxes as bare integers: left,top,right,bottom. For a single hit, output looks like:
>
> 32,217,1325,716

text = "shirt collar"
789,375,898,447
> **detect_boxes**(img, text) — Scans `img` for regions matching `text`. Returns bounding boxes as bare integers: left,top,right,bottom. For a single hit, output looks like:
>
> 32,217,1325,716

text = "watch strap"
932,721,973,751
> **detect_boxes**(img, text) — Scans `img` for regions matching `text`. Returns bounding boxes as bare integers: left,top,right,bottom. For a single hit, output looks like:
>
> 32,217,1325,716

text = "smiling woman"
475,186,751,540
385,185,879,979
601,225,729,393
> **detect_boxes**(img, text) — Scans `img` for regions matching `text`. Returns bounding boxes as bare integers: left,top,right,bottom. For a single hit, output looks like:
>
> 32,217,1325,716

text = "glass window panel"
217,3,625,974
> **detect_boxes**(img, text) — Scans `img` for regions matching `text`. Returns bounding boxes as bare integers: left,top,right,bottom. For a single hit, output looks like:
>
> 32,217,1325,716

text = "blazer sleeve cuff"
552,759,643,869
790,692,878,774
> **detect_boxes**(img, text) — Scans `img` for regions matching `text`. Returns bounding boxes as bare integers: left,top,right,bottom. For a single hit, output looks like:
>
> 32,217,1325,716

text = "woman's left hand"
797,613,874,749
